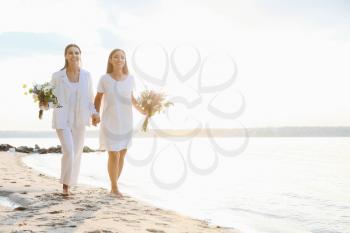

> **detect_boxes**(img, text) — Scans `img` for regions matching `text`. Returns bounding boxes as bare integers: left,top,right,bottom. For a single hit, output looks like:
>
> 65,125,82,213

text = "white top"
67,82,79,128
51,68,97,129
97,74,135,151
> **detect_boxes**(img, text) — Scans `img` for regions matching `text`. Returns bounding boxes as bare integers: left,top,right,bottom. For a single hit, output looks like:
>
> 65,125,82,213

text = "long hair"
61,44,82,70
106,49,129,75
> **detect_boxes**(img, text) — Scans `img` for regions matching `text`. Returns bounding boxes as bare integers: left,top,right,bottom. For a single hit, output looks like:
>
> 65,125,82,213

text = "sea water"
2,137,349,233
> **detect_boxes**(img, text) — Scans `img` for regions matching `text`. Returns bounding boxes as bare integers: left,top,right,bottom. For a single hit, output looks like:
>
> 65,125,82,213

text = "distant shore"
1,126,350,138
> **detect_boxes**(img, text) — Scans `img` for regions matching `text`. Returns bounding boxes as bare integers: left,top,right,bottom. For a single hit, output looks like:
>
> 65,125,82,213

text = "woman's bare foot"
116,190,123,198
63,184,69,196
110,189,123,198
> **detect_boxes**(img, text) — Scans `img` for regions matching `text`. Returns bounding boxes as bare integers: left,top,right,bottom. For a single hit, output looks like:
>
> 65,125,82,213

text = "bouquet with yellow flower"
23,82,61,119
136,90,173,132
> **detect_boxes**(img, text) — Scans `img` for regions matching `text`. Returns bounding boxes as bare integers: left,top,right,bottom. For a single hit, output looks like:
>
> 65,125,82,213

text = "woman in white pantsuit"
94,49,145,198
51,44,100,195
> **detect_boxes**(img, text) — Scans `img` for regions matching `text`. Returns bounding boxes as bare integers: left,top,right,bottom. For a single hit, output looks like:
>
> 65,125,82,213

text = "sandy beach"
0,152,240,233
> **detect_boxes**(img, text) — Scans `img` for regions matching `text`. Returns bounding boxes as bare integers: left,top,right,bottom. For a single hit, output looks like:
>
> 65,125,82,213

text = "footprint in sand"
83,204,99,211
125,212,136,216
155,222,169,226
146,229,166,233
48,210,63,214
126,219,140,224
85,230,114,233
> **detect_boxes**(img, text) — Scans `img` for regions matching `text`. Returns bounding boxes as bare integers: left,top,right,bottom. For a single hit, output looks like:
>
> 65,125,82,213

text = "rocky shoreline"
0,144,98,154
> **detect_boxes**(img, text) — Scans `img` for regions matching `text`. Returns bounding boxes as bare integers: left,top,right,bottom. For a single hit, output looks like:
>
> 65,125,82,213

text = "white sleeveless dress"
97,74,135,151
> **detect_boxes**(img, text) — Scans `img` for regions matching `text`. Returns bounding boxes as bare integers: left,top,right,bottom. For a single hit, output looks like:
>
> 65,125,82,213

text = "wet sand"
0,152,240,233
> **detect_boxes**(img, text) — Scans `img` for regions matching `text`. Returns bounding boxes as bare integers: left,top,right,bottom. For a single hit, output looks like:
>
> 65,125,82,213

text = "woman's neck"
66,65,80,82
110,69,124,78
66,65,79,73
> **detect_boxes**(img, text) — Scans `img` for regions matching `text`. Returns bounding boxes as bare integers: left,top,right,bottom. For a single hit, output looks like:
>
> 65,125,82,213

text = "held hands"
92,113,100,126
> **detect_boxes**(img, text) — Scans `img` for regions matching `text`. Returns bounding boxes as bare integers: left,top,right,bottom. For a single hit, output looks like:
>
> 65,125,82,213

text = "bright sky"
0,0,350,131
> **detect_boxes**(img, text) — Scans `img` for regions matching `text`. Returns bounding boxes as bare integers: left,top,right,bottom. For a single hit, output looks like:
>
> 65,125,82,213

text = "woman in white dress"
94,49,145,198
50,44,99,195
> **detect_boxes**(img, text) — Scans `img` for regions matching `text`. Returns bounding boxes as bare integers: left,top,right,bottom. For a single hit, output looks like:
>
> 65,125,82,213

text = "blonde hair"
106,49,129,74
61,44,81,70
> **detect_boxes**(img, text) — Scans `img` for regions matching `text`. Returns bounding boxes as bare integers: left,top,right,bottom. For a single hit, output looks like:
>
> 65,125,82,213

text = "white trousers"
56,126,86,186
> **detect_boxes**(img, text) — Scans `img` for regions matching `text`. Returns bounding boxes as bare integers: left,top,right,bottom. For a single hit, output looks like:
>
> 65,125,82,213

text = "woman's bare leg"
117,149,127,180
115,149,127,197
108,151,118,194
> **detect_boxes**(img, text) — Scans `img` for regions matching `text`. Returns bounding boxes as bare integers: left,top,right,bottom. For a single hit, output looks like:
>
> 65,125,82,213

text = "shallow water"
5,137,349,233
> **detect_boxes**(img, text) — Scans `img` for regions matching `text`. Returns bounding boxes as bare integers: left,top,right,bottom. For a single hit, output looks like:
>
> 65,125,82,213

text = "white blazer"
51,68,96,129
